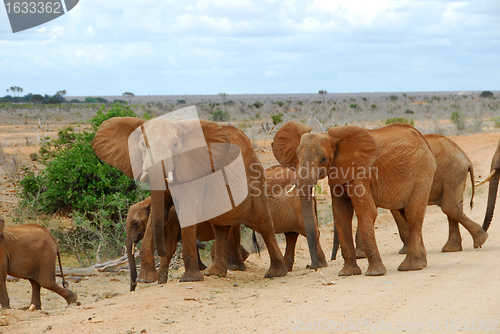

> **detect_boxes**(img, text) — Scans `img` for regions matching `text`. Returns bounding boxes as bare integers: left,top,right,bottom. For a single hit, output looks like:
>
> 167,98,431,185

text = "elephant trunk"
298,180,319,270
151,190,167,257
483,169,499,232
126,239,137,292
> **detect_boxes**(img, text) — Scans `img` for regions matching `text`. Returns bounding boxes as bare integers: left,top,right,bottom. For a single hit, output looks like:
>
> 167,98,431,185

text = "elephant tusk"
28,304,36,311
311,186,316,198
287,184,296,194
166,171,174,183
476,170,496,187
131,242,136,256
140,171,149,183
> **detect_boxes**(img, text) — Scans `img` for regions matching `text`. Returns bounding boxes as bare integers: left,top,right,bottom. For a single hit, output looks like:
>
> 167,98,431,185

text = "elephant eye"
320,157,327,165
133,221,139,227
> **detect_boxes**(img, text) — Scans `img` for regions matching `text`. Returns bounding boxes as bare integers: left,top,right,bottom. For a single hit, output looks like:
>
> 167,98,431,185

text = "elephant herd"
91,117,500,291
2,116,499,311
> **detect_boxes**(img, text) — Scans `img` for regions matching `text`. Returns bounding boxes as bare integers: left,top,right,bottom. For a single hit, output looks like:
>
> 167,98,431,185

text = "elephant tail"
469,165,475,210
252,231,261,255
57,250,69,289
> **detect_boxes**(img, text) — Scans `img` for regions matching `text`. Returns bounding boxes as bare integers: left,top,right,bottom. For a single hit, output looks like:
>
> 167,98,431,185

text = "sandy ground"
1,123,500,333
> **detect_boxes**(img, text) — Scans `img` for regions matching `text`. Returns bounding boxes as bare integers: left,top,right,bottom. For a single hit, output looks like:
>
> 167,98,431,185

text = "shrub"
385,117,415,126
69,99,81,103
18,103,148,262
480,91,494,98
370,104,377,110
210,110,229,122
275,101,284,107
112,99,127,104
253,101,263,109
404,109,414,114
96,97,108,103
31,94,45,104
271,113,284,126
450,110,465,131
177,99,186,104
46,97,61,104
84,97,98,103
350,104,358,109
389,95,398,101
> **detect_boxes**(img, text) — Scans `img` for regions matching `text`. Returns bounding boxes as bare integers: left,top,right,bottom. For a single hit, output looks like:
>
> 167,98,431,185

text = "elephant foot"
67,291,78,305
137,269,159,283
441,241,462,253
306,259,328,270
338,263,362,276
180,271,204,282
285,258,294,272
473,230,488,249
204,264,227,277
398,245,408,254
240,246,250,262
264,262,288,278
228,262,246,271
365,263,387,276
355,248,367,259
398,255,426,271
21,304,41,311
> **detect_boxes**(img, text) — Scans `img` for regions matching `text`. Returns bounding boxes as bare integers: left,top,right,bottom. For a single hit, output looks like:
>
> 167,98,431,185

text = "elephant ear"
0,216,3,235
327,126,379,185
272,121,313,168
92,117,146,179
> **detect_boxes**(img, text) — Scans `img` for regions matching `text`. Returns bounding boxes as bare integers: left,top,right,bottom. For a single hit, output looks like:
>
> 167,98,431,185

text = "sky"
0,0,499,96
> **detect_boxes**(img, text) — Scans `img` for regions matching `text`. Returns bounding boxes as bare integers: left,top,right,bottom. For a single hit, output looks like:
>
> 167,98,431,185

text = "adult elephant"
350,134,488,258
480,138,500,232
93,117,287,282
272,122,436,276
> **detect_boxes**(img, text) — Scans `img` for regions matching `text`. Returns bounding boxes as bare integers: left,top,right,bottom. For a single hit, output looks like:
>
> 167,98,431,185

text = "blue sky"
1,0,499,96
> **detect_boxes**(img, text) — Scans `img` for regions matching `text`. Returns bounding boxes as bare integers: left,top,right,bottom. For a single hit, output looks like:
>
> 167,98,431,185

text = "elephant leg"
441,200,488,249
391,209,410,254
247,213,288,278
398,200,427,272
332,195,361,276
441,217,462,252
179,225,204,282
354,226,367,259
350,185,386,276
28,279,42,310
137,219,159,283
197,248,207,271
0,275,10,309
227,225,246,271
204,225,230,277
38,278,77,306
284,232,299,271
158,219,181,284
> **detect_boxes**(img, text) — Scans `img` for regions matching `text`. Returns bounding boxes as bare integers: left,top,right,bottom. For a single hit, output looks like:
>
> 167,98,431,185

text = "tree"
122,92,134,104
55,90,67,102
318,90,327,103
6,86,23,99
31,94,45,104
479,91,494,98
219,92,227,104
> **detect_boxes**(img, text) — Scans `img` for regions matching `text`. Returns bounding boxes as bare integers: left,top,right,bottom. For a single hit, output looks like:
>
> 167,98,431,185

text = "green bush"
385,117,415,126
370,104,377,110
350,103,358,109
389,95,398,101
450,110,465,131
18,103,148,262
84,97,98,103
275,101,284,107
271,113,284,126
46,97,61,104
210,109,229,122
177,99,186,104
480,91,494,98
253,101,263,109
404,109,414,114
96,97,108,103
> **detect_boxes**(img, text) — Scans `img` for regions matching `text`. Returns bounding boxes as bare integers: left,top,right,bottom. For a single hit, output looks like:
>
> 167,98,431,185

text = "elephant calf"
0,216,77,310
126,198,249,289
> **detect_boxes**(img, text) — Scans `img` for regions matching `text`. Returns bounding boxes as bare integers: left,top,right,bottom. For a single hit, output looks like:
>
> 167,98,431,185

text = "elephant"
0,216,77,310
480,138,500,232
272,121,437,276
263,165,326,271
350,134,488,258
92,117,288,282
126,197,249,290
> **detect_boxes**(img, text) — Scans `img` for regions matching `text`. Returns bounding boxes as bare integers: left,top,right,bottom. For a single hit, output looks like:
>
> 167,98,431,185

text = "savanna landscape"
0,90,500,333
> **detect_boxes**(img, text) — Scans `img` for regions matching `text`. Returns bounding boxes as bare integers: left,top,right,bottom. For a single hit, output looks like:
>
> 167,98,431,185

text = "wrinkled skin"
0,216,77,310
272,122,436,276
483,139,500,232
264,165,326,271
126,198,249,286
354,134,488,257
93,118,287,282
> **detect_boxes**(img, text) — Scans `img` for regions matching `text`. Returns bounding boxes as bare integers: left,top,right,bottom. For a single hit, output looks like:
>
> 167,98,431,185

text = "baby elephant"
0,216,77,310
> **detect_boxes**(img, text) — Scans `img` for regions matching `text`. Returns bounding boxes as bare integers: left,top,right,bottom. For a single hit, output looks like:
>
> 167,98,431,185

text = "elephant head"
272,121,378,269
92,116,231,258
125,197,151,291
482,139,500,231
